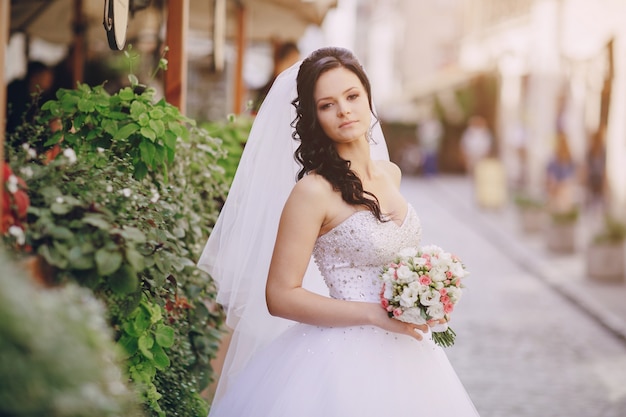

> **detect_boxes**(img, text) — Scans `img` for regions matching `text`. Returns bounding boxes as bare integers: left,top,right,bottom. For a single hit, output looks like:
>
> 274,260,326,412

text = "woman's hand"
366,303,429,341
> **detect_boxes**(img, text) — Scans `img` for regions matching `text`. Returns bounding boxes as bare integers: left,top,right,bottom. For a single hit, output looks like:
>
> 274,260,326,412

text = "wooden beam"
1,0,9,223
72,0,85,84
164,0,189,114
233,3,246,114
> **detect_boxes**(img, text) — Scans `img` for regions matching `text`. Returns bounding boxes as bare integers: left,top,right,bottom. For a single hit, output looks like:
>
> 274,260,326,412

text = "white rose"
426,303,445,320
396,265,417,283
419,288,441,306
399,286,419,308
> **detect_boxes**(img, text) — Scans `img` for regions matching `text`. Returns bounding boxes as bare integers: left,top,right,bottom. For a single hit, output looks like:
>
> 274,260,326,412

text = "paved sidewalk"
423,175,626,345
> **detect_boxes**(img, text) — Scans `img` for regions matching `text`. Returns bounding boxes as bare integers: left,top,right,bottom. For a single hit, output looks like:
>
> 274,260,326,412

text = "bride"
199,46,479,416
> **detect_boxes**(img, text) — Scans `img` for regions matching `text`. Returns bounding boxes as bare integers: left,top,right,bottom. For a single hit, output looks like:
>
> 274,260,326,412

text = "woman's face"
313,67,371,145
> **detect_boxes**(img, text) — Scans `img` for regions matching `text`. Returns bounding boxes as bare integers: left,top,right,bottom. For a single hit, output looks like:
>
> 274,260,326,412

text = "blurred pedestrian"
417,114,443,177
6,61,55,134
546,132,580,214
460,116,492,175
584,128,606,211
252,41,300,113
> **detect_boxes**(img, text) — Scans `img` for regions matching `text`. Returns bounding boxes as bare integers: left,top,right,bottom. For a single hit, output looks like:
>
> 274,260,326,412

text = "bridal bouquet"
379,245,468,347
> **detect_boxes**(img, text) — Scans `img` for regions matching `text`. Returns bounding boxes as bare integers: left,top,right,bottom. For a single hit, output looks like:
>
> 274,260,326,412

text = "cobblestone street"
402,175,626,417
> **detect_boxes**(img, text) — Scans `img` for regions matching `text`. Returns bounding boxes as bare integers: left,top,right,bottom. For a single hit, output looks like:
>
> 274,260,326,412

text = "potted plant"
513,193,546,234
587,216,626,282
545,206,579,254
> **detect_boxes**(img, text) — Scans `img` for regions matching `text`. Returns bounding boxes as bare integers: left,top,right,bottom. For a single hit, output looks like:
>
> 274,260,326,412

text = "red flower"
1,162,30,235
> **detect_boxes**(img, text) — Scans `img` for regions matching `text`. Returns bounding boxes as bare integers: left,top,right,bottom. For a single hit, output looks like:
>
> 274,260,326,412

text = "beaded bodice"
312,204,421,303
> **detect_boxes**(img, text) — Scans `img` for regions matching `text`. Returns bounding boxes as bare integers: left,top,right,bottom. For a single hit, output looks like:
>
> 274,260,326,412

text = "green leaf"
114,123,139,140
95,248,123,276
151,344,170,370
133,161,148,180
125,247,145,271
155,325,175,348
139,141,156,165
149,119,165,137
48,226,74,240
134,309,151,333
68,246,94,270
78,97,96,112
109,265,139,294
82,214,112,230
118,87,135,101
118,334,138,357
140,126,157,141
38,245,68,268
50,202,72,215
138,334,155,359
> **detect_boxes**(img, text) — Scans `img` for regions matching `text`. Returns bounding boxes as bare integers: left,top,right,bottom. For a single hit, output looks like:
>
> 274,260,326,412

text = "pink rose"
381,298,389,309
444,303,454,314
419,275,432,285
392,308,403,317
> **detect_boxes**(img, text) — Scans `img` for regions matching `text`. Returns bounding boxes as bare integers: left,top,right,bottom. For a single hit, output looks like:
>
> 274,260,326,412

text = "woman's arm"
265,174,428,340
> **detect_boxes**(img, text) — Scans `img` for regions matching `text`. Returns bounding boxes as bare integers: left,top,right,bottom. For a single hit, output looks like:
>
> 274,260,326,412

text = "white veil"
198,59,389,400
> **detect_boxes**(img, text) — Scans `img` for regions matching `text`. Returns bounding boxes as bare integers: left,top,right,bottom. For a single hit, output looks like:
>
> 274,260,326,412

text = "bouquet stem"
432,327,456,348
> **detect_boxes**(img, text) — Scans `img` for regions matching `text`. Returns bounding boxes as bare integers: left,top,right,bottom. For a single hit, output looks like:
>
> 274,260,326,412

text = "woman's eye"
319,103,332,110
347,93,359,101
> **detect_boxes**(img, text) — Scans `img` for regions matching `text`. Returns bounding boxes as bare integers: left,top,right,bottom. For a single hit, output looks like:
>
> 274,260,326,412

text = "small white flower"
56,197,64,204
121,188,132,197
19,166,33,178
6,175,18,193
97,147,105,153
8,226,25,245
63,148,77,164
27,148,37,159
106,185,113,193
21,143,29,150
150,191,160,203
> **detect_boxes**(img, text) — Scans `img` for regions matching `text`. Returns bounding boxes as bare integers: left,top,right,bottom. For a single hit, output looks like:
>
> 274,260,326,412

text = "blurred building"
458,0,626,217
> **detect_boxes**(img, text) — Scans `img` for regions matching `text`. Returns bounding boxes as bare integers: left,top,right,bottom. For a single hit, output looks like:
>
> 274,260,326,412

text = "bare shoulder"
282,172,334,221
375,159,402,186
291,172,334,200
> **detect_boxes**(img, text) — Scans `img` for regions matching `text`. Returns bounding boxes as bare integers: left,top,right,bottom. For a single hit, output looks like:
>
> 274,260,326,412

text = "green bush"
3,76,229,416
0,250,142,417
201,114,253,187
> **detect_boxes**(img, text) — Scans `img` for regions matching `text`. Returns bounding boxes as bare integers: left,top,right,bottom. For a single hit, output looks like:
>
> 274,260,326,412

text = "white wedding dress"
208,203,480,416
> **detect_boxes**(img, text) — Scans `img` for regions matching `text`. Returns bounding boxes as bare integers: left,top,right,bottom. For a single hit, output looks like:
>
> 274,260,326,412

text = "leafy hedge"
2,77,242,416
